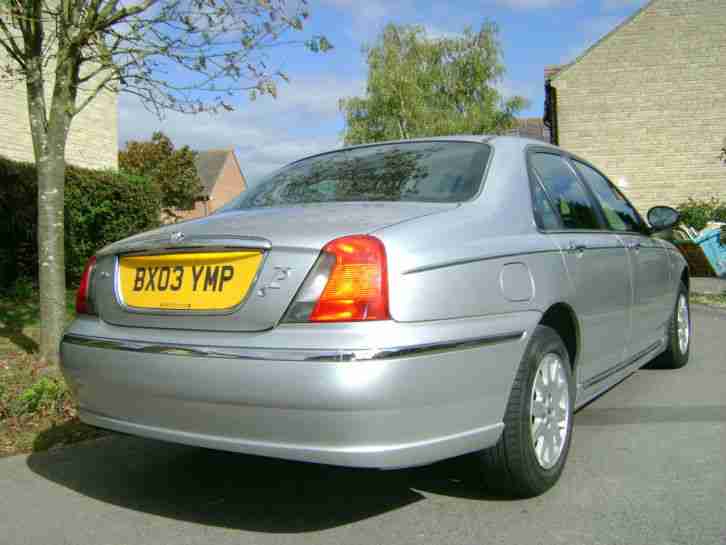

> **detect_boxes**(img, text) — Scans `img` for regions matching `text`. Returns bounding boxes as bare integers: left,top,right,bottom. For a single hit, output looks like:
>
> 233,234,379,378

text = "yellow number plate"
118,251,263,311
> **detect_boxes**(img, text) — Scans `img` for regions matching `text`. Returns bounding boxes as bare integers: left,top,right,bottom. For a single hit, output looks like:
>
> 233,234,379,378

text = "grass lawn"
0,289,106,457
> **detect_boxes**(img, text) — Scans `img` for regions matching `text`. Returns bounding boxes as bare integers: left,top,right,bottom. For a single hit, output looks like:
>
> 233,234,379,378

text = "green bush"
12,377,70,417
15,377,68,415
6,276,35,300
0,155,161,287
64,167,162,280
676,198,726,232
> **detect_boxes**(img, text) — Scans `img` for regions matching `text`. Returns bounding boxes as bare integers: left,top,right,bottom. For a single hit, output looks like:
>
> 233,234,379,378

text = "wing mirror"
647,206,680,232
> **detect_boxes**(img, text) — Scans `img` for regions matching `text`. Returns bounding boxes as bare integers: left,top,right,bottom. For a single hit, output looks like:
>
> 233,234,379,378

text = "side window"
530,152,601,230
572,160,645,233
532,179,562,230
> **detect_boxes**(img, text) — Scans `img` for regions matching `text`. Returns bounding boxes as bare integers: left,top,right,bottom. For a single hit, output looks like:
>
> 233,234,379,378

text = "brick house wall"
549,0,726,213
174,150,246,221
0,51,118,170
209,153,247,212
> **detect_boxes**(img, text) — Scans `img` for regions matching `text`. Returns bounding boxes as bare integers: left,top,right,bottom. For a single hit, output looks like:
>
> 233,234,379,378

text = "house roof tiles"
194,149,233,196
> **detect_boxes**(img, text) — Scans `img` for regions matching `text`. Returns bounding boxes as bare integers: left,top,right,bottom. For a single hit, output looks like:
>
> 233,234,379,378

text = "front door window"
571,160,645,234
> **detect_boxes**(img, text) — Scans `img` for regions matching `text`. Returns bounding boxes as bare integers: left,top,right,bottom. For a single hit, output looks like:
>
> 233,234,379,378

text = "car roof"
487,135,562,153
285,135,562,169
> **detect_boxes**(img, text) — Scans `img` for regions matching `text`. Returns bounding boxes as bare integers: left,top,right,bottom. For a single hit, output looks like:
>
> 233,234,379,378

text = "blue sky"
118,0,649,185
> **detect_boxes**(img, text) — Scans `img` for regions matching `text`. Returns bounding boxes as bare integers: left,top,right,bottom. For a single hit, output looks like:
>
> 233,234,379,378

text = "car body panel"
61,311,539,469
98,201,460,258
547,231,632,383
60,135,689,470
94,202,458,332
621,233,674,356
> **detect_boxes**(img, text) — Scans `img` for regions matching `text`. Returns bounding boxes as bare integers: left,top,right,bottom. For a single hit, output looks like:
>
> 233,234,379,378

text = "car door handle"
626,241,642,251
568,241,587,254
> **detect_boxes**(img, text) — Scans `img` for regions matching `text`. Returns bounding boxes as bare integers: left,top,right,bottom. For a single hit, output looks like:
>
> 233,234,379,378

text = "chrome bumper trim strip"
62,330,525,363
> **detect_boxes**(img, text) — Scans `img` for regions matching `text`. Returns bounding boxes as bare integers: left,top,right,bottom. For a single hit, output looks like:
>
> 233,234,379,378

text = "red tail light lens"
309,235,389,322
76,256,97,315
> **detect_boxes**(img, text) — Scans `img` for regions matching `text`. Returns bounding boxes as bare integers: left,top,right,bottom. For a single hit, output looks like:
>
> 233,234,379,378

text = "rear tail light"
283,235,390,323
76,256,97,315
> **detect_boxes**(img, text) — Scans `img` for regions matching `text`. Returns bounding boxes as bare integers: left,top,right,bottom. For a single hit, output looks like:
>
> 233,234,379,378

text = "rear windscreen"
222,141,491,209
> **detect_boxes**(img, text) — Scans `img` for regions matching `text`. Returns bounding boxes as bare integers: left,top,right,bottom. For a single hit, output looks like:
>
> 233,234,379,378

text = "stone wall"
0,53,118,170
550,0,726,213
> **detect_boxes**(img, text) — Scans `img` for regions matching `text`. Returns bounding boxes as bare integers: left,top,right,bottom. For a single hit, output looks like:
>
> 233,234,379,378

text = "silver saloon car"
60,136,691,497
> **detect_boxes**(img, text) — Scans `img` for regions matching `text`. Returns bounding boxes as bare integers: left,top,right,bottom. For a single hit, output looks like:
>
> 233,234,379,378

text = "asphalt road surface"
1,307,724,545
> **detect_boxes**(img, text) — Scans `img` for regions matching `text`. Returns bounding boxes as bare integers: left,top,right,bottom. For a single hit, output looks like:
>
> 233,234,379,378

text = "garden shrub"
0,155,161,288
64,166,162,280
1,377,57,419
11,377,71,417
676,198,726,232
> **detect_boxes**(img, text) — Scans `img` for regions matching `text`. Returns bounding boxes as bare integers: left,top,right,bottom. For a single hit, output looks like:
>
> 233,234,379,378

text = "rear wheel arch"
680,267,690,293
539,303,579,374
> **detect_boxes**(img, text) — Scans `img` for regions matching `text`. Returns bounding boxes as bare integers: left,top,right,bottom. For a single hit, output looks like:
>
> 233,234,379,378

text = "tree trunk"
26,62,71,366
36,148,67,365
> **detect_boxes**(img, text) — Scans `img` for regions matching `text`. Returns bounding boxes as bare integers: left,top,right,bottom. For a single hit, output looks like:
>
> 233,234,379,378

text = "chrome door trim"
403,249,560,275
61,330,525,363
581,339,662,390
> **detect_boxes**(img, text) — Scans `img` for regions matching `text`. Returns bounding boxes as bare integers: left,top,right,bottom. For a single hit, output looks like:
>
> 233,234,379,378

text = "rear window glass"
222,142,491,209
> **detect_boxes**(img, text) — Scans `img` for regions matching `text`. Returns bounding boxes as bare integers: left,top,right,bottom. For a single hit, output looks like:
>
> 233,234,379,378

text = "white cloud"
491,0,576,9
499,77,540,106
317,0,391,23
315,0,419,42
118,75,364,184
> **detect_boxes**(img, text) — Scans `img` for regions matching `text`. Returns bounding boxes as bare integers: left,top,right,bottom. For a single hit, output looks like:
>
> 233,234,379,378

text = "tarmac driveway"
0,307,724,545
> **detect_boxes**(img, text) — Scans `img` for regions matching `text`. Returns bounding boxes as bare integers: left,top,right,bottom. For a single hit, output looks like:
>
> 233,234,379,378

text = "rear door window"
530,152,602,230
532,179,562,230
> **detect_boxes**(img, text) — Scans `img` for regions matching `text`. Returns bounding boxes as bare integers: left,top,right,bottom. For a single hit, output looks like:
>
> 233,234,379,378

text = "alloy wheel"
530,353,570,470
677,294,690,355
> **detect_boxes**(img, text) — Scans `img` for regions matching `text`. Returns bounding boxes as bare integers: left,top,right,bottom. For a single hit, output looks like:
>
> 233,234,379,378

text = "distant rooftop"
194,149,235,196
544,65,565,81
504,118,550,143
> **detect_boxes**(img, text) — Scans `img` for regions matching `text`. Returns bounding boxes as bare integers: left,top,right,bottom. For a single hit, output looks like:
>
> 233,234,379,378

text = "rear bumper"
78,409,504,469
60,313,539,469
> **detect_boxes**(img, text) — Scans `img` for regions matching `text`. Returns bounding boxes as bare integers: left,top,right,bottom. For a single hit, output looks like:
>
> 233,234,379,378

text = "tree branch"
72,70,115,114
0,17,25,68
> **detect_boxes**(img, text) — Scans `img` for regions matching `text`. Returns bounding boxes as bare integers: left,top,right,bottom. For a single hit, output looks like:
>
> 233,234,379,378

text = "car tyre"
650,282,691,370
478,325,574,498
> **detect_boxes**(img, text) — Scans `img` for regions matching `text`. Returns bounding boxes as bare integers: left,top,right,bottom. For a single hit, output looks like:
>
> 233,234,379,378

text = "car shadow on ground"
26,433,515,532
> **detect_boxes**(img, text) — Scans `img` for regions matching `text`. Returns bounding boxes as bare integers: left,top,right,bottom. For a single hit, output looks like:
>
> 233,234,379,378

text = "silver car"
61,136,691,497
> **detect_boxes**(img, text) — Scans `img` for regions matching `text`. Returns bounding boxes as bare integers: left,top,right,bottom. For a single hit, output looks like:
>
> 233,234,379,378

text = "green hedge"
0,155,161,288
677,198,726,232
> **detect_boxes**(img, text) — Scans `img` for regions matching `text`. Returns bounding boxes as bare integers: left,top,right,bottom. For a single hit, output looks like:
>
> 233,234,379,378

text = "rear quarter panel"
380,226,571,322
375,137,574,324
